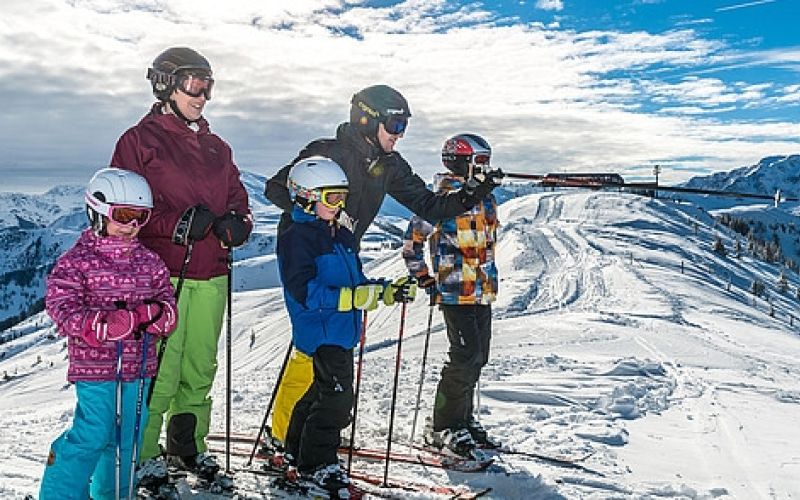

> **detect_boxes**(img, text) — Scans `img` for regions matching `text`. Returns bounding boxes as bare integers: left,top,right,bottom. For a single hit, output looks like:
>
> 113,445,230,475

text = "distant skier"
277,156,415,495
39,168,177,500
111,46,252,488
264,84,500,448
403,133,502,459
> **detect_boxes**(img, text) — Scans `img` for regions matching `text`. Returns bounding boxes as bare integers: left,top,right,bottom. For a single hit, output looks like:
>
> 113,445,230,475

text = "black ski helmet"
349,84,411,142
441,133,492,177
147,47,212,102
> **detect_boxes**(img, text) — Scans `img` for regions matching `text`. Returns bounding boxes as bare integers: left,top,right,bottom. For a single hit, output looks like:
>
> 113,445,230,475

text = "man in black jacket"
266,84,497,244
262,84,501,457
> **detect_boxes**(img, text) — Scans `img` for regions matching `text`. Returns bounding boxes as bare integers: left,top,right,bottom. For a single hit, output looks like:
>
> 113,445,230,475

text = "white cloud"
0,0,798,192
535,0,564,12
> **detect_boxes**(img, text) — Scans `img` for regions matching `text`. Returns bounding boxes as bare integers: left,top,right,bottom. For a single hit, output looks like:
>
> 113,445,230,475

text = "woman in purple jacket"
110,47,252,487
39,168,177,500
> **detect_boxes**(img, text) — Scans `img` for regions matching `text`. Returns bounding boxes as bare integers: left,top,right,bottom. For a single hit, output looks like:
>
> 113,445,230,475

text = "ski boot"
302,462,352,499
467,417,502,449
136,456,179,499
167,451,220,481
424,424,490,462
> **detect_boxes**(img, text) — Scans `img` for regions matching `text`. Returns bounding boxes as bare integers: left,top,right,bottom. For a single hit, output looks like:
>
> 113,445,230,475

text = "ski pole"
146,241,193,406
114,340,123,500
247,341,293,467
127,331,149,500
225,249,233,473
409,299,435,447
347,310,368,474
383,301,407,487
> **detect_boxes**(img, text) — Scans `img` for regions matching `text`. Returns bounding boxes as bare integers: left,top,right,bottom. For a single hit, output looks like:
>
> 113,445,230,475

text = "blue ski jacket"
277,207,366,355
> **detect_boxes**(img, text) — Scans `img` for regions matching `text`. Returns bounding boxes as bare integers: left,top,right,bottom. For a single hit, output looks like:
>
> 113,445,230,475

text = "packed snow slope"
2,190,800,499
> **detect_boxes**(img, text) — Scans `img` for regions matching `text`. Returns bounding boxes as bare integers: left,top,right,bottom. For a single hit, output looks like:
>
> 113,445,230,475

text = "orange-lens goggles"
110,205,151,226
321,189,348,209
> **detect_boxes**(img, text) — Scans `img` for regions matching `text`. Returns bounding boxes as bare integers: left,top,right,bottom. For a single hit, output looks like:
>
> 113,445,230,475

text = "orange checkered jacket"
402,173,499,305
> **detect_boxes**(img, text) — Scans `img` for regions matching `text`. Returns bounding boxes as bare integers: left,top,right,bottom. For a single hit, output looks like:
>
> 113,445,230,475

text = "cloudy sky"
2,0,799,192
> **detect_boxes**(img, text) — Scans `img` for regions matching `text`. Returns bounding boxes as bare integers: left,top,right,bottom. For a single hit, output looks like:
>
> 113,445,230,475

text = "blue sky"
1,0,799,192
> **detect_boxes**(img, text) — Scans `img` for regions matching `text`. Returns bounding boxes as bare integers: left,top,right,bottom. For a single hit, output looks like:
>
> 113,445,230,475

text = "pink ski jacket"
46,229,177,382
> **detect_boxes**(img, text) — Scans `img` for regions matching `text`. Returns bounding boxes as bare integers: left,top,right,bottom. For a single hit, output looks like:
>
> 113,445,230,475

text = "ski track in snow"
2,190,800,499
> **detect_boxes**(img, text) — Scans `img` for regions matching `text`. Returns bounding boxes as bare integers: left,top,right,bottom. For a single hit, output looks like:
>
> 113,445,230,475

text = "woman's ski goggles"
383,115,408,135
320,188,348,209
176,73,214,100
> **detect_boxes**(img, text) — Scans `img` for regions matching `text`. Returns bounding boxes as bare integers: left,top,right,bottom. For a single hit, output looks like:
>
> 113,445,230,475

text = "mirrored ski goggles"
471,153,491,167
320,188,348,209
176,73,214,100
382,115,408,135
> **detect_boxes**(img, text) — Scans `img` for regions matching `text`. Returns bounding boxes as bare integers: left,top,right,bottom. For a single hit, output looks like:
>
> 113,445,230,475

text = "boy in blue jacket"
277,156,415,496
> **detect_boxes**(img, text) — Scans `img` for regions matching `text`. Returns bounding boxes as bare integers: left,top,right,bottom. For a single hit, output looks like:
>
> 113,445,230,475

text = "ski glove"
134,301,177,337
81,309,136,347
383,277,417,306
416,274,437,289
213,211,252,248
458,170,503,209
173,204,216,246
338,284,385,312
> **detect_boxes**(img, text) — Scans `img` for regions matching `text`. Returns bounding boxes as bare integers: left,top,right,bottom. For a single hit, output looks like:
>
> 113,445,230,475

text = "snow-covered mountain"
2,187,799,499
683,154,800,201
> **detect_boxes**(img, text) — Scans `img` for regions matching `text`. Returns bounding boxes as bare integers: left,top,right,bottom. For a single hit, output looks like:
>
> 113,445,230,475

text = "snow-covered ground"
2,190,800,499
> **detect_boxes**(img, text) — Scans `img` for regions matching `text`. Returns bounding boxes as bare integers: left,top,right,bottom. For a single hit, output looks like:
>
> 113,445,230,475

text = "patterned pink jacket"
46,229,177,382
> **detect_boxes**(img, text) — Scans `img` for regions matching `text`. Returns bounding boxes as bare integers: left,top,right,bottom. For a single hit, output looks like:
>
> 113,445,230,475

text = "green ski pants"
140,275,227,460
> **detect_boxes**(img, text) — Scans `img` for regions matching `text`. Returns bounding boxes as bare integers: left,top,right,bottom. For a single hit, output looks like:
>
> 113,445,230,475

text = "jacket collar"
142,102,211,136
78,228,139,258
336,122,383,167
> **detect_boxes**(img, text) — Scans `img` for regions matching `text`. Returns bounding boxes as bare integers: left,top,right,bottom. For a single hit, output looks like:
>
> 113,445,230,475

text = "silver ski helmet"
441,133,492,178
350,85,411,145
147,47,213,101
287,156,349,213
85,167,153,234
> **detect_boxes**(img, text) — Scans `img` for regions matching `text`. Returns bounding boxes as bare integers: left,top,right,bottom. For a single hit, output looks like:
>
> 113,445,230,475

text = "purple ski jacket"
111,104,252,280
46,229,177,382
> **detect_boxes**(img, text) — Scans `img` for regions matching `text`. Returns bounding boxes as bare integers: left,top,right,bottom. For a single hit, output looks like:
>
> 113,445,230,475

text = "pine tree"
712,235,727,256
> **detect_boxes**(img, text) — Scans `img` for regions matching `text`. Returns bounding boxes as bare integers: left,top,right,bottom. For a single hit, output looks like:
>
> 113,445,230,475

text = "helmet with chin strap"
147,47,213,123
441,133,492,178
349,85,411,149
147,47,212,101
85,168,153,234
288,156,349,214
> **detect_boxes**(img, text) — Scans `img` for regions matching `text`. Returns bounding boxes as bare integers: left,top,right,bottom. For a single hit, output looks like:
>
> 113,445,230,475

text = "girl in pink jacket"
39,168,177,500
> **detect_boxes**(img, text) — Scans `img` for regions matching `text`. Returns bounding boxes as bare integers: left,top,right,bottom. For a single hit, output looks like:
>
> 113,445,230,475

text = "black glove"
457,170,503,208
417,274,436,289
213,211,252,248
173,204,216,246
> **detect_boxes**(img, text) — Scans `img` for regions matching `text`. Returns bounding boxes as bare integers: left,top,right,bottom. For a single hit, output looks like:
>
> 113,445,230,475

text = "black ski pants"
433,304,492,431
285,344,354,471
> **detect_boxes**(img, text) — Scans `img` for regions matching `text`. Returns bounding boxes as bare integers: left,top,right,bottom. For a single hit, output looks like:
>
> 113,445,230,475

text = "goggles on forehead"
85,193,152,228
320,188,348,209
383,114,408,135
176,73,214,100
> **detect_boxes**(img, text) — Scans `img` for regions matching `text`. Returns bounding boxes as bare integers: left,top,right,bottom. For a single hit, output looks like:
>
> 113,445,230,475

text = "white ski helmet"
85,167,154,232
287,156,349,212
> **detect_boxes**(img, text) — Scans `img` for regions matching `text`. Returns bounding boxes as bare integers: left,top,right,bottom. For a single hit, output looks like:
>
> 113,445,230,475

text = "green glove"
338,287,354,312
338,284,385,312
354,284,384,311
383,277,417,306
